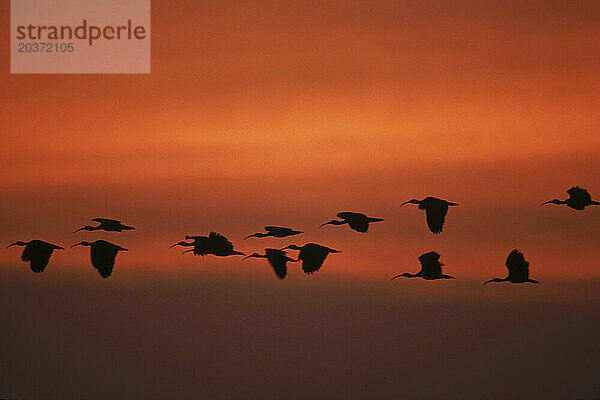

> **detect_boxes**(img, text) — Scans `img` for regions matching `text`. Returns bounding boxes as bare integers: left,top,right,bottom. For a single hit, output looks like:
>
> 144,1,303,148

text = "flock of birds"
7,186,599,284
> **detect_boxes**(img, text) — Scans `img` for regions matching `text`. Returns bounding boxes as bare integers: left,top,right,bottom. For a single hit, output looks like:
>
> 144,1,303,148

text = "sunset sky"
1,2,599,398
2,0,599,281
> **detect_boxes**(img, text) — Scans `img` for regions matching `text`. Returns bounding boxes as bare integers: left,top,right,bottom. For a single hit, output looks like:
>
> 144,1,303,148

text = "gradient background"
1,1,599,398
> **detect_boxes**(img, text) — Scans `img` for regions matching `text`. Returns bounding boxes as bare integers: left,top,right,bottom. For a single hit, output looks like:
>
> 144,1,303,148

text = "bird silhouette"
243,248,299,279
71,240,128,278
320,212,384,233
281,243,340,274
541,186,599,210
401,197,459,234
391,251,454,280
483,249,539,285
7,240,64,273
171,232,244,257
74,218,135,233
244,226,304,239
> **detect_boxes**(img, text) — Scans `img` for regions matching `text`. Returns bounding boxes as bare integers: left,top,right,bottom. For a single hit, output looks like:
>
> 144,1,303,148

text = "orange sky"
2,0,600,281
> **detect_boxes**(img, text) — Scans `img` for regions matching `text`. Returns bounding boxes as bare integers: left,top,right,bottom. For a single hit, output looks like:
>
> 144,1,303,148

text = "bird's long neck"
483,277,508,284
244,232,267,239
321,220,347,227
172,242,195,248
400,199,421,207
392,272,419,279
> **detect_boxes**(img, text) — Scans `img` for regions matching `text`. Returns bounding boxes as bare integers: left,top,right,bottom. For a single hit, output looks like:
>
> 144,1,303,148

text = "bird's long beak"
319,220,335,228
170,242,187,248
447,202,460,206
6,242,18,248
482,279,495,285
243,234,255,240
540,200,552,206
400,201,412,207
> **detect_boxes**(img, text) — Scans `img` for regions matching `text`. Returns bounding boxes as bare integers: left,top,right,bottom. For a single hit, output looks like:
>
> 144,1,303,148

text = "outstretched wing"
92,218,121,224
505,249,529,281
425,204,448,234
337,212,363,219
299,245,331,274
90,245,119,278
347,219,369,233
300,254,327,274
336,212,369,232
567,186,592,203
22,243,53,273
265,249,288,279
265,226,287,232
418,252,442,276
207,232,235,253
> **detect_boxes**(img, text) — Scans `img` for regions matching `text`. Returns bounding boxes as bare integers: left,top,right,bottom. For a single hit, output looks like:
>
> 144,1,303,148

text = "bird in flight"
401,197,459,234
171,232,244,257
71,240,128,278
320,212,384,233
483,249,539,285
281,243,340,275
7,240,64,273
244,226,304,239
541,186,599,210
74,218,135,233
391,251,454,280
243,248,299,279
